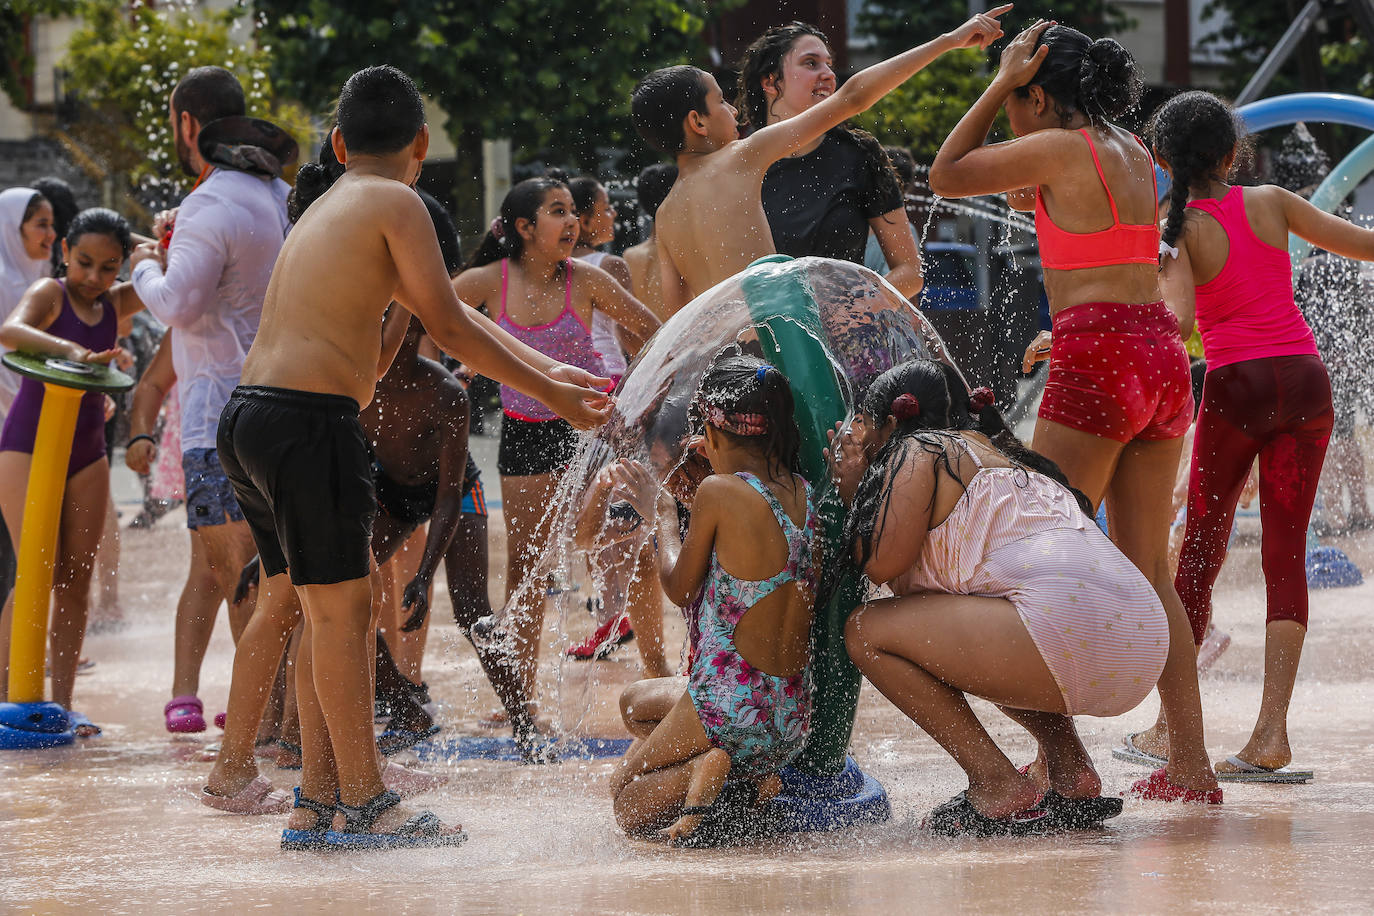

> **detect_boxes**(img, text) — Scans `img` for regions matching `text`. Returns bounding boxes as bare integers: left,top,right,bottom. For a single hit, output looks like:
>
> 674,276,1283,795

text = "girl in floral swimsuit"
609,353,820,845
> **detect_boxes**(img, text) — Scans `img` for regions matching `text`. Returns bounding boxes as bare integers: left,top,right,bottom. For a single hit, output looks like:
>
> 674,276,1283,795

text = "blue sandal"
280,788,335,851
326,789,467,850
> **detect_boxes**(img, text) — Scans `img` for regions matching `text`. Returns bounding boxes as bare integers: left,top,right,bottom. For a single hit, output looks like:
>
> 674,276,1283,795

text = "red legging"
1175,354,1333,644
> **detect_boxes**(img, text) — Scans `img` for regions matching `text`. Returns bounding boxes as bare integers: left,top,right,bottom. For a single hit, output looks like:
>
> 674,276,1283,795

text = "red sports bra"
1035,129,1160,271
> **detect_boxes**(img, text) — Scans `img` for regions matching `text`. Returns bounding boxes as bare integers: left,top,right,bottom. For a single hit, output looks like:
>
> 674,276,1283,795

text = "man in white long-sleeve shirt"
129,67,290,734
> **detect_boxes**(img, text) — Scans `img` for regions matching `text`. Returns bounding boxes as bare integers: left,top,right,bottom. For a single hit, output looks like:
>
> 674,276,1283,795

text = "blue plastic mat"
1307,545,1364,589
413,736,632,763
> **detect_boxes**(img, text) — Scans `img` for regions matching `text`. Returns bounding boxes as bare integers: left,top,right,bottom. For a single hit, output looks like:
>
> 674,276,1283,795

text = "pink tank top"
495,258,604,422
1185,187,1316,370
889,436,1090,597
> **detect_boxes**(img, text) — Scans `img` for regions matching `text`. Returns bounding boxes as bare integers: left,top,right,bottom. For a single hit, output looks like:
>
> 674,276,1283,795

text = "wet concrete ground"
3,433,1373,914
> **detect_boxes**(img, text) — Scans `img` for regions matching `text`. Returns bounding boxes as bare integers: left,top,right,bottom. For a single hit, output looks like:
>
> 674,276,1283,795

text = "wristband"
127,434,156,449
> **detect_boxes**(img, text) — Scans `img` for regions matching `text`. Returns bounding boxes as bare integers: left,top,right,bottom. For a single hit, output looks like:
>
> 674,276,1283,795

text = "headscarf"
0,186,52,406
0,187,52,323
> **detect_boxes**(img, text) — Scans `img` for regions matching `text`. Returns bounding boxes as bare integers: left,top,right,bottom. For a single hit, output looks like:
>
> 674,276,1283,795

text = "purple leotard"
0,280,116,477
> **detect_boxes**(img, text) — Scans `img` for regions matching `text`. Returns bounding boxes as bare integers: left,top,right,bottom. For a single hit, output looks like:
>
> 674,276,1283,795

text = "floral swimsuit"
686,472,820,778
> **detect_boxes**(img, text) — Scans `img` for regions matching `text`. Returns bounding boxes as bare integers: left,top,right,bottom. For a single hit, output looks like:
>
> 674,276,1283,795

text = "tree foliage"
60,0,311,210
0,0,78,109
254,0,731,169
851,55,1008,164
858,0,1131,60
1198,0,1373,99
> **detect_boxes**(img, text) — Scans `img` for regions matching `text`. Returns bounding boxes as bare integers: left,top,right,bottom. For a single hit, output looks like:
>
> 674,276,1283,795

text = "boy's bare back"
655,148,776,309
243,173,425,407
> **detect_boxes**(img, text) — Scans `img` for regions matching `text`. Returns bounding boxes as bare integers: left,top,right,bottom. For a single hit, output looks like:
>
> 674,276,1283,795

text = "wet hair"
1147,90,1249,249
336,65,425,156
170,66,246,126
30,177,78,239
287,135,345,224
632,66,711,155
465,176,571,269
419,190,463,277
884,146,917,196
1189,356,1207,419
845,359,1092,572
735,24,901,211
636,163,677,218
1013,26,1141,126
65,208,134,260
20,191,48,224
690,351,801,481
566,176,603,215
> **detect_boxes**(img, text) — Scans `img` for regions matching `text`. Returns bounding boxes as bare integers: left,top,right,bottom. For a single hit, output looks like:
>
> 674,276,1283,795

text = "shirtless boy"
218,65,608,849
621,163,678,322
632,5,1009,315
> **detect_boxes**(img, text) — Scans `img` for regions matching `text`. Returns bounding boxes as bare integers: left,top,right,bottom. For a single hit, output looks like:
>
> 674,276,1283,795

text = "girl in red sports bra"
1142,91,1374,782
930,22,1218,803
453,177,659,713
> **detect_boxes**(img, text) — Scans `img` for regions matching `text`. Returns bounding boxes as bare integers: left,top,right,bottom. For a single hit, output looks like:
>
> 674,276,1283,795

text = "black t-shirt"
762,131,904,263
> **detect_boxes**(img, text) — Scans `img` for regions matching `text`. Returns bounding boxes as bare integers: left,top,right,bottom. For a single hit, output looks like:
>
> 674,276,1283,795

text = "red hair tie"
490,217,505,240
969,387,995,412
891,393,921,420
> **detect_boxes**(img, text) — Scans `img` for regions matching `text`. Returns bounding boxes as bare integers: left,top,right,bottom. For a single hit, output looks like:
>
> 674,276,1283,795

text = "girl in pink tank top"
1151,91,1374,783
834,360,1174,835
452,177,659,713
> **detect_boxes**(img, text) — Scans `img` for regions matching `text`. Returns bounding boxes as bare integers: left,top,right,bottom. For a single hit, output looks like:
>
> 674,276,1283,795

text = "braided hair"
1146,90,1250,250
844,359,1091,573
690,350,801,483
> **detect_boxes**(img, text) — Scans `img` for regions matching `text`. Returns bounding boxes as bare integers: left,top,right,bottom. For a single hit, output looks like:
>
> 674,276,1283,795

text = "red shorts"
1040,300,1193,443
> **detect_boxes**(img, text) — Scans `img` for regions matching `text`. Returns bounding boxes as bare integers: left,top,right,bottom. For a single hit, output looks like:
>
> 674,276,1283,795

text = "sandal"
923,791,1050,837
326,789,467,850
1042,790,1123,829
275,739,302,770
281,788,336,850
667,780,765,848
68,710,102,738
1125,767,1223,805
164,695,206,734
201,775,292,815
377,723,441,756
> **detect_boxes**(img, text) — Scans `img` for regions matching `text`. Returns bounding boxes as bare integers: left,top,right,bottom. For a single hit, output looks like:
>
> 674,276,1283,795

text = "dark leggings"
1175,354,1333,644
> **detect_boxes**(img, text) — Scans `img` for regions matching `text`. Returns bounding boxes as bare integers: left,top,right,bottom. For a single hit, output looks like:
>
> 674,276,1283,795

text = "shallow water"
3,497,1373,914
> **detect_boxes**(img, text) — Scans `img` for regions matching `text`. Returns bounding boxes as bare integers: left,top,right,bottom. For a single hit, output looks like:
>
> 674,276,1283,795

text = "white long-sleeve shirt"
133,169,290,451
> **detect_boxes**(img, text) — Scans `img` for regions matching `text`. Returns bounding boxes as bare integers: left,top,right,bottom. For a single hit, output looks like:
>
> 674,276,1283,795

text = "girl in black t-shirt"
736,23,923,298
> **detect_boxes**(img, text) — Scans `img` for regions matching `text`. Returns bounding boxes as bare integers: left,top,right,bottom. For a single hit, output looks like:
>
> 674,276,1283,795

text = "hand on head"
609,458,664,520
824,419,868,504
997,19,1054,86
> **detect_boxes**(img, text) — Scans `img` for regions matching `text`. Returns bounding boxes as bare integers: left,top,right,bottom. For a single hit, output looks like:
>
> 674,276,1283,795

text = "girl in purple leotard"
0,209,145,733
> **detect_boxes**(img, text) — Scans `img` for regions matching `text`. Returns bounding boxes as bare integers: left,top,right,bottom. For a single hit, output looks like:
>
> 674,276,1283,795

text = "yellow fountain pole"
0,352,130,748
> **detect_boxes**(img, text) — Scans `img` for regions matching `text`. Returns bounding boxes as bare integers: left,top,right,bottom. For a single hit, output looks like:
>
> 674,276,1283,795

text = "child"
834,359,1171,834
1150,91,1374,780
608,354,820,846
454,177,660,716
930,21,1218,802
621,163,678,320
216,65,611,850
631,6,1007,313
0,208,144,734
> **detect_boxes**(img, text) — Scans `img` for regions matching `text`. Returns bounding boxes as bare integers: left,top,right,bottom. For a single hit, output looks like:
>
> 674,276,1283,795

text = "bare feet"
1130,725,1169,759
1214,736,1292,773
966,770,1042,820
204,758,263,799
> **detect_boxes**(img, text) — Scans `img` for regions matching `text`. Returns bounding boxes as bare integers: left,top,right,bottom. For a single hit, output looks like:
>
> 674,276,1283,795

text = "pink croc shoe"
382,760,450,799
165,695,206,734
1125,767,1223,805
201,776,292,815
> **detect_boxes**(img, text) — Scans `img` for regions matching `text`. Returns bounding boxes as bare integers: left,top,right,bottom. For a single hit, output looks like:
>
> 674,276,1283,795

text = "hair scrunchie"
756,364,774,382
969,387,995,412
490,216,505,240
891,393,921,420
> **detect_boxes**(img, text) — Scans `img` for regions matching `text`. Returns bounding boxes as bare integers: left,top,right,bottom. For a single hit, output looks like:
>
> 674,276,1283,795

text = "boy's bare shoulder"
333,174,425,220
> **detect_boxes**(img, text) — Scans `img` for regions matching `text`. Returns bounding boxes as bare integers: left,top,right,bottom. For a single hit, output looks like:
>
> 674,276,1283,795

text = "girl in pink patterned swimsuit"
834,359,1172,836
609,354,819,846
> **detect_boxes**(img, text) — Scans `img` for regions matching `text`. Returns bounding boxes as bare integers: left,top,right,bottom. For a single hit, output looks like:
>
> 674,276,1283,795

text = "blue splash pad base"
770,756,891,833
1307,545,1363,589
0,701,75,750
413,736,632,763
